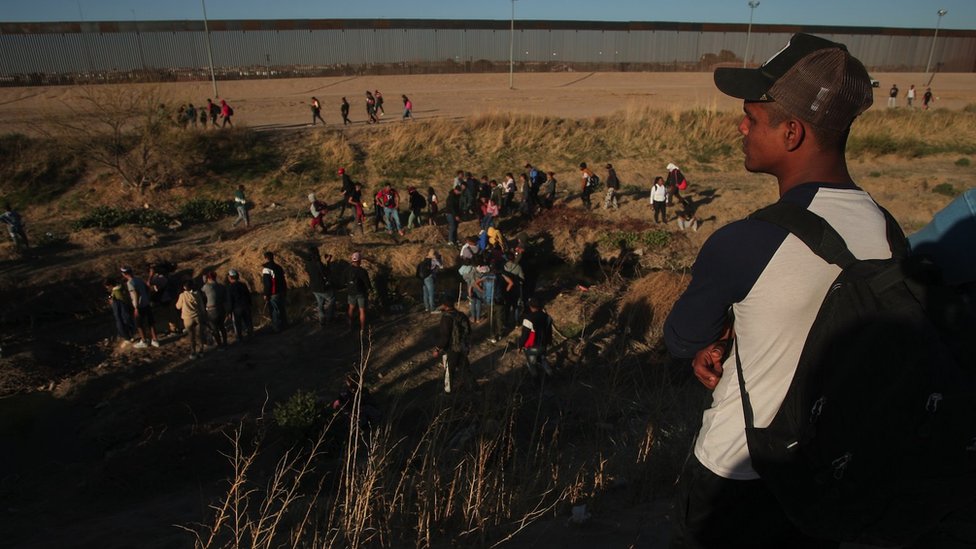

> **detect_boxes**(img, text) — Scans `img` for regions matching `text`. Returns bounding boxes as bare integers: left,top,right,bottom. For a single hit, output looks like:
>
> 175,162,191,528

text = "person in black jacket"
226,269,253,342
406,186,427,229
518,298,553,379
443,186,462,246
261,251,288,332
432,299,471,393
344,251,373,331
305,245,334,326
337,167,355,219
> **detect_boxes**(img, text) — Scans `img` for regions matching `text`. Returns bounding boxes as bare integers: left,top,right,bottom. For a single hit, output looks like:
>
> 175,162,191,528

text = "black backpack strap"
749,202,857,268
749,201,908,267
733,335,756,429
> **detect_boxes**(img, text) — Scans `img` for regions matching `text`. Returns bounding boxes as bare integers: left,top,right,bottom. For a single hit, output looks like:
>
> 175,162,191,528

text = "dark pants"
653,201,668,223
442,350,469,393
268,294,288,331
445,213,458,244
581,187,593,208
231,307,253,341
670,457,837,549
111,300,135,340
206,308,227,346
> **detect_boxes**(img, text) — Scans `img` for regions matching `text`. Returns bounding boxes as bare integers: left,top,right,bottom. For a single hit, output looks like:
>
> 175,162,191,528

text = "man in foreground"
664,33,886,547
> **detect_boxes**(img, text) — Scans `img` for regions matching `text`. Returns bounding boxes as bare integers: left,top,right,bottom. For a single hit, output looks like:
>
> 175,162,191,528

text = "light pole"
743,1,760,68
201,0,218,98
509,0,518,89
924,9,948,75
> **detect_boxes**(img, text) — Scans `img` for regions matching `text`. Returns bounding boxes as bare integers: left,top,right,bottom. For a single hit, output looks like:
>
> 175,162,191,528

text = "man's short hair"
264,251,274,261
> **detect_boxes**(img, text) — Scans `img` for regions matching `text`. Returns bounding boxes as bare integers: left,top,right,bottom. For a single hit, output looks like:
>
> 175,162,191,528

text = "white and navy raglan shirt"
664,183,893,480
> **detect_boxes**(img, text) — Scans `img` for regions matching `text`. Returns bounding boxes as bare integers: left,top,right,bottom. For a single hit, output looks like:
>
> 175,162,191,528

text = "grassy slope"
0,108,973,548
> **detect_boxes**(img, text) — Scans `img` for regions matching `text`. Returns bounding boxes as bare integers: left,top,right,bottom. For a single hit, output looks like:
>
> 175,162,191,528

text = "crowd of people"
300,160,702,244
175,98,234,128
171,89,415,129
887,83,936,109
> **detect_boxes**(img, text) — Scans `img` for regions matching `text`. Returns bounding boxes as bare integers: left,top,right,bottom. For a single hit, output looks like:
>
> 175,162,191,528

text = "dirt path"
2,72,974,134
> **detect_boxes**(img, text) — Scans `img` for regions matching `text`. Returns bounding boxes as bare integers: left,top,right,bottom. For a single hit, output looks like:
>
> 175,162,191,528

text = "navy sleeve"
663,219,788,358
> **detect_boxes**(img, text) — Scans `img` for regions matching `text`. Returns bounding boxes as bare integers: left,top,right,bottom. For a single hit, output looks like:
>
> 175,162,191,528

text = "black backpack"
416,258,432,279
736,202,976,546
449,311,471,352
586,174,601,189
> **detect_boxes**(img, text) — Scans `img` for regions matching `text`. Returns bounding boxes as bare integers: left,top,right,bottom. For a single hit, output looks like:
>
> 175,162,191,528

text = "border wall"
1,19,974,86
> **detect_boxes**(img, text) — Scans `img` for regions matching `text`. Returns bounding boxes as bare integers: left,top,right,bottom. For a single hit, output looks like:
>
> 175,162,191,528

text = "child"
175,280,204,358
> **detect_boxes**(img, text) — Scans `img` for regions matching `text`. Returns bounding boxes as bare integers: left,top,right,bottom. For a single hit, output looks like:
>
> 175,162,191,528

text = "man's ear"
784,119,806,152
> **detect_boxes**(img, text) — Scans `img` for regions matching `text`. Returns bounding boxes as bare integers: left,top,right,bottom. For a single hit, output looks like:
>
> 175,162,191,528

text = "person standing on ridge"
664,33,887,547
261,251,289,332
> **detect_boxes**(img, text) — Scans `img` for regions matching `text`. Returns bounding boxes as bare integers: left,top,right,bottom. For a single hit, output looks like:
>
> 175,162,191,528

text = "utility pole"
509,0,518,89
201,0,218,98
924,9,948,76
744,1,760,68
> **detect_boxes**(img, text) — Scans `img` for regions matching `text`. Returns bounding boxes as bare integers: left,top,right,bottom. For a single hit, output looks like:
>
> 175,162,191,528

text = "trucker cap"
714,33,873,131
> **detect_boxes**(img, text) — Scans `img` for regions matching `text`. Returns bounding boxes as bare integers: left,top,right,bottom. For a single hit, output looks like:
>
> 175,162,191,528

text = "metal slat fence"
0,19,973,86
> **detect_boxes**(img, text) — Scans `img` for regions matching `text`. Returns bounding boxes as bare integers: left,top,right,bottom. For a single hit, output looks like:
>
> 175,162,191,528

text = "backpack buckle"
925,393,943,413
832,452,852,480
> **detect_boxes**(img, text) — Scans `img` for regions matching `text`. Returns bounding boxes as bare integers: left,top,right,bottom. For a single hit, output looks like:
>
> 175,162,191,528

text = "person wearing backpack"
603,163,620,210
417,249,442,314
406,186,427,229
650,176,668,223
579,162,595,209
305,245,335,326
519,298,553,380
666,163,690,207
219,99,233,128
432,299,471,393
663,34,907,548
206,98,220,127
344,251,373,331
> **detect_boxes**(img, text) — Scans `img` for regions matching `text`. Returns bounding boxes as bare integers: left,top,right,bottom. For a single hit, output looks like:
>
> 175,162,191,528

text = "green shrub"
73,206,172,229
600,229,671,249
868,171,881,178
955,157,971,167
273,390,321,434
178,198,234,222
932,183,957,197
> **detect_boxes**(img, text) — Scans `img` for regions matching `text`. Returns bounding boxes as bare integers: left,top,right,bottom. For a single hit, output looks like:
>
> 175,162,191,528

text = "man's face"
738,101,785,174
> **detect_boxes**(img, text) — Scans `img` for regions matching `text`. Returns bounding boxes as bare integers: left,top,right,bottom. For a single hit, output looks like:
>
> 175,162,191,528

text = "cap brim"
714,67,775,101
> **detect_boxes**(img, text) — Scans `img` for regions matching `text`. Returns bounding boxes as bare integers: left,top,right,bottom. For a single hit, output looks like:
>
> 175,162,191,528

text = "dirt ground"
1,71,975,134
1,70,974,548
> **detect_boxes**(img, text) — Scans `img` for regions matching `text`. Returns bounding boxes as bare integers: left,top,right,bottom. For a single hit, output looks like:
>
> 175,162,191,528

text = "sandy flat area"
0,71,973,133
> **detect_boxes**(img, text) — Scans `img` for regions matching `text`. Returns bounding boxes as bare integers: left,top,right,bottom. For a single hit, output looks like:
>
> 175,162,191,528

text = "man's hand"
692,340,729,390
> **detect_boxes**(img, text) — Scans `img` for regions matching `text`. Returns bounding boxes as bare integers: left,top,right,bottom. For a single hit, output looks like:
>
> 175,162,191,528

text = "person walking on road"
310,97,326,125
341,97,352,125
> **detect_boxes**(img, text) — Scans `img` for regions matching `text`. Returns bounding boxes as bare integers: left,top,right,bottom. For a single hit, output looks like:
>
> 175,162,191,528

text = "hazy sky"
1,0,973,30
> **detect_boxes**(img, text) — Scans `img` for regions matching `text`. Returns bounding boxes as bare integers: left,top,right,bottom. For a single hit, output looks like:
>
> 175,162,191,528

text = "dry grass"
617,271,691,344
